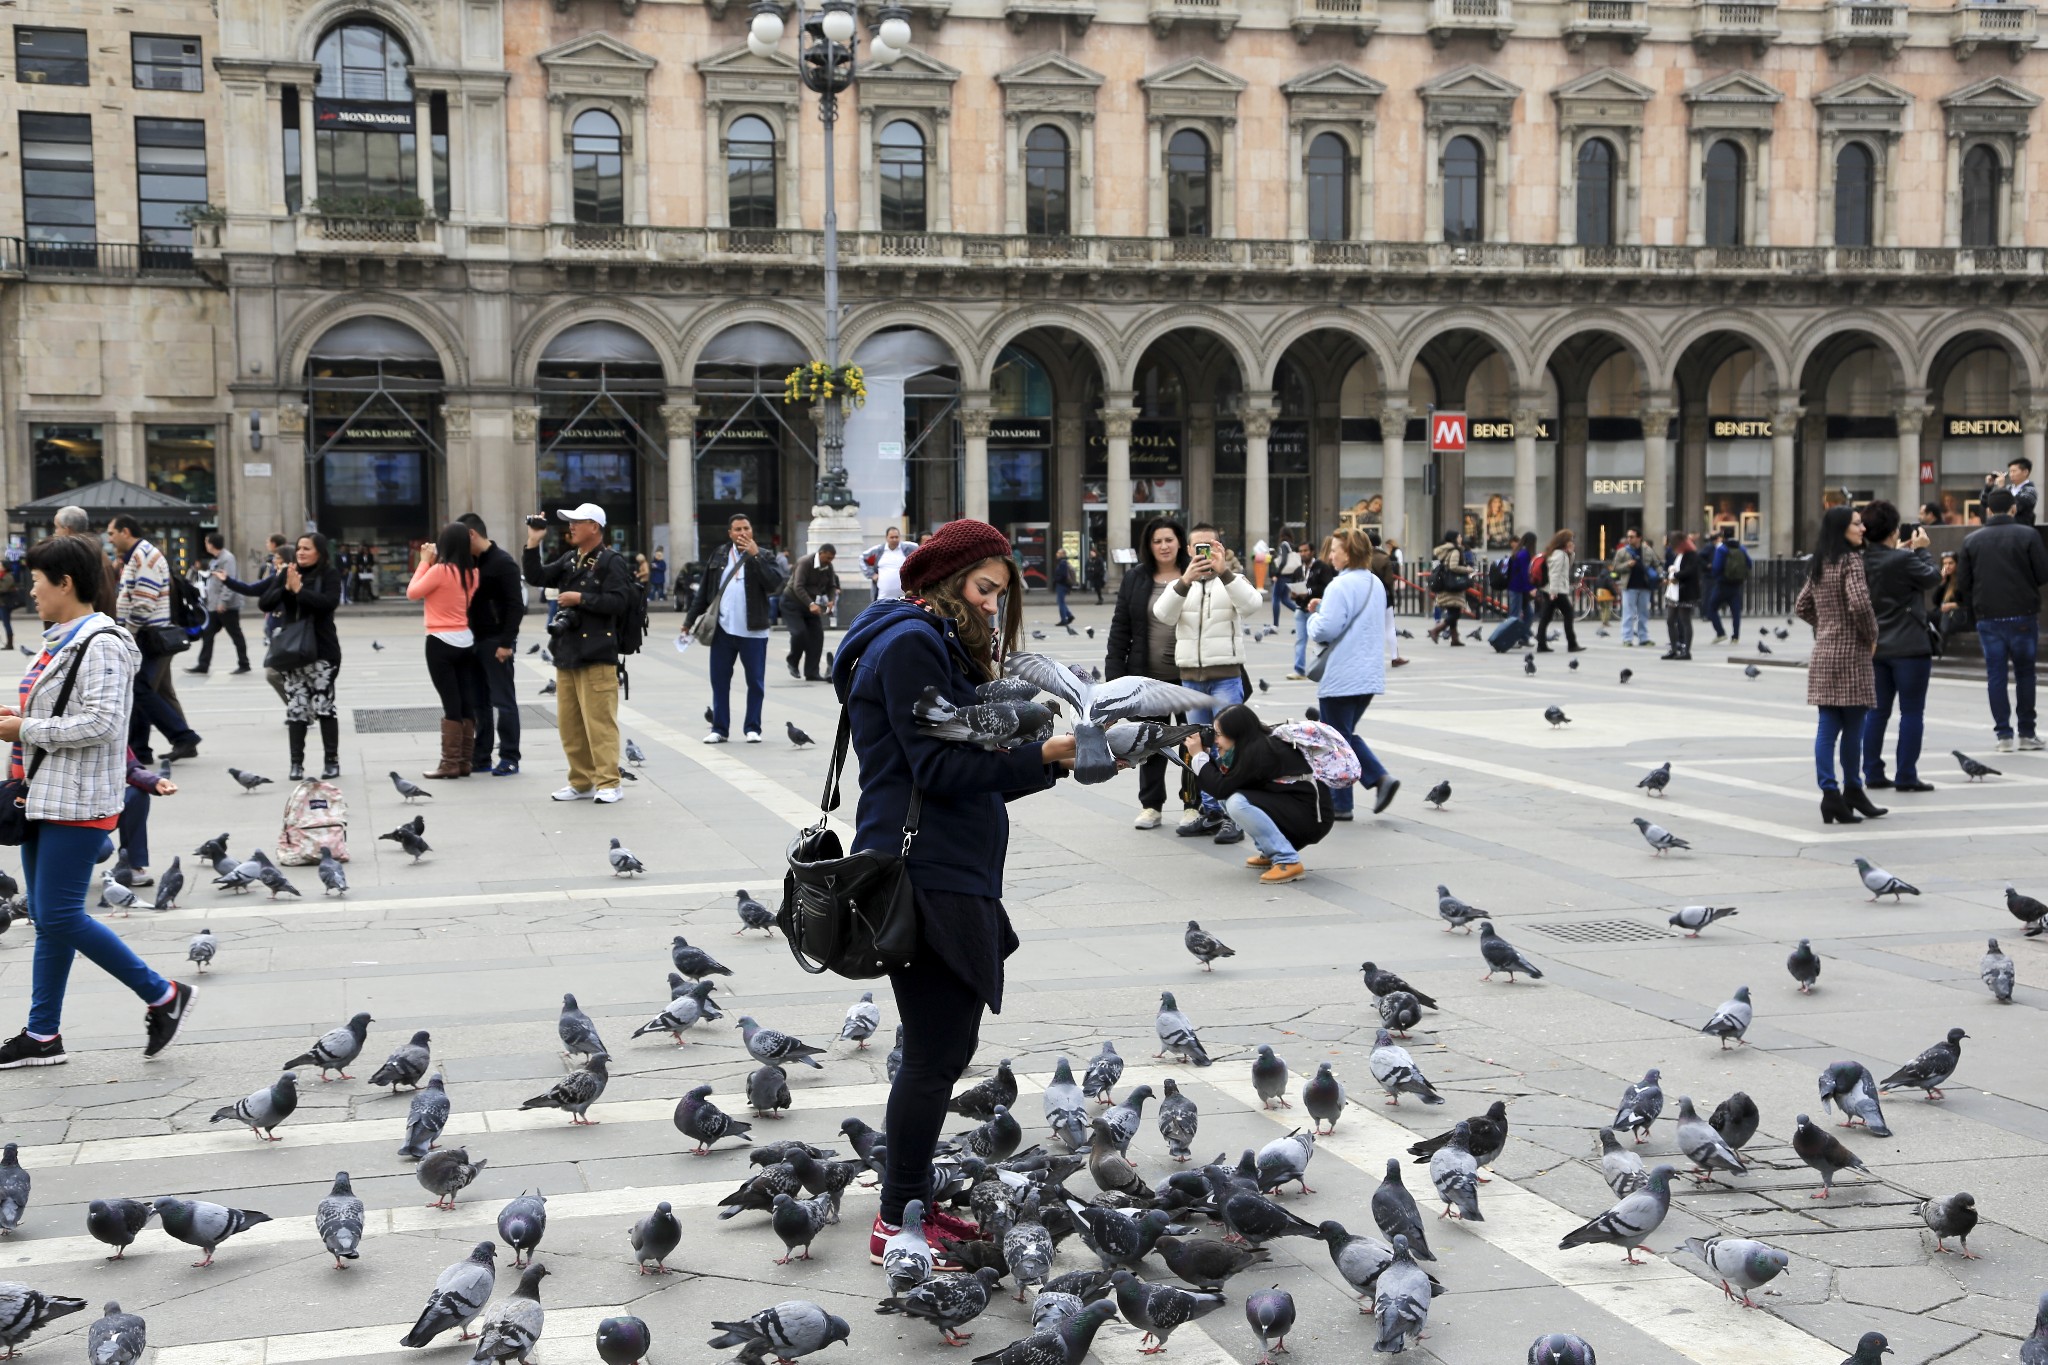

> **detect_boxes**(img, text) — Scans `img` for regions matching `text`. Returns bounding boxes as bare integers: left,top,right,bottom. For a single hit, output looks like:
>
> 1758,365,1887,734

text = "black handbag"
0,627,119,846
265,615,320,672
777,710,922,979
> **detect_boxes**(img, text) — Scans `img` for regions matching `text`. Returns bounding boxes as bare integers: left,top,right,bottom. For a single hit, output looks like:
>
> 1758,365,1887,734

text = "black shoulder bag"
0,628,119,846
778,709,923,979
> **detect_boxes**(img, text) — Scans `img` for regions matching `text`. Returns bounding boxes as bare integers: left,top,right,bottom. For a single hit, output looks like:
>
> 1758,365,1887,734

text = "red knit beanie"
898,519,1012,594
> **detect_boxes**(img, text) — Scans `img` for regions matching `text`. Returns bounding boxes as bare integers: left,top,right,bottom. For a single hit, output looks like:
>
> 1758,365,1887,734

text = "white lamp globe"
877,14,912,49
820,6,857,42
747,32,778,57
750,9,785,43
868,38,901,63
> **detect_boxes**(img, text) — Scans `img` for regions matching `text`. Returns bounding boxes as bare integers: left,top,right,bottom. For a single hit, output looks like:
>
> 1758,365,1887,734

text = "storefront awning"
542,321,663,367
694,322,809,371
308,316,442,366
10,476,206,525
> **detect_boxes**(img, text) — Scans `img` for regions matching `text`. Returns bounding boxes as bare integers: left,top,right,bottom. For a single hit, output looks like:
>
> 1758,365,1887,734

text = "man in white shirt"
687,512,785,743
864,526,916,601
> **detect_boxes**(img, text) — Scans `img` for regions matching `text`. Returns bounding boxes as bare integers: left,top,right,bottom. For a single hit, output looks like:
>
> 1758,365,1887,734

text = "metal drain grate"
1525,919,1674,944
353,705,557,734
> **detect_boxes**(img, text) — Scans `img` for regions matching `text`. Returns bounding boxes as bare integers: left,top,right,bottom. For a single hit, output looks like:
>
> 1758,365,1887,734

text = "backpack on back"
277,778,348,865
1271,720,1362,788
1721,544,1751,582
604,550,650,655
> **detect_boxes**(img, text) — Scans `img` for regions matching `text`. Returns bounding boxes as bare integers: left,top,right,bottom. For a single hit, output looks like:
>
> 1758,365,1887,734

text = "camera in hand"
1194,543,1212,559
526,514,549,530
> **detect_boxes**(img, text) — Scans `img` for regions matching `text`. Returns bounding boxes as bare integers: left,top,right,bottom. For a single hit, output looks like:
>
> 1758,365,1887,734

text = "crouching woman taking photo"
1180,704,1333,884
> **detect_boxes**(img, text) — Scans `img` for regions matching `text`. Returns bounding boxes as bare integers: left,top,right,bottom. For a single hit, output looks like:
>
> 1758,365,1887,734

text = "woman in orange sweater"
407,522,481,779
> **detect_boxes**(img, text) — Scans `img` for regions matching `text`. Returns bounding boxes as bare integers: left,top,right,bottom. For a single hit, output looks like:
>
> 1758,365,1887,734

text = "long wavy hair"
920,555,1025,681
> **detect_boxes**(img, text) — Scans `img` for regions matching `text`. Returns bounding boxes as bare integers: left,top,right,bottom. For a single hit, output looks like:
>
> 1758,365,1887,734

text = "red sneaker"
869,1214,969,1270
926,1207,981,1244
868,1215,895,1266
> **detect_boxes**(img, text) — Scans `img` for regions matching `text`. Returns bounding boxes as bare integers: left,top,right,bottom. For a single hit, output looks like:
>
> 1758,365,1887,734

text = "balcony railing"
1693,0,1779,50
1149,0,1241,37
0,237,200,278
1429,0,1516,45
1825,0,1908,54
549,224,652,257
300,215,439,248
1952,0,2038,57
1565,0,1650,47
1290,0,1382,44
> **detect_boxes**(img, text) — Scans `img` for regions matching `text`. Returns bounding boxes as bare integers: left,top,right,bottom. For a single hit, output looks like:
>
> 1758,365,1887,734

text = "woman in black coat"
1661,532,1702,661
1181,704,1332,883
1105,517,1190,829
257,532,344,779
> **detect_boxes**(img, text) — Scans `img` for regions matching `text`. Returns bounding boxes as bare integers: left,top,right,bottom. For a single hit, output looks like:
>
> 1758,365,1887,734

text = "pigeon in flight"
1003,652,1216,784
1637,762,1670,797
735,889,775,935
389,771,433,802
1668,905,1737,937
1633,817,1689,855
1954,750,2001,780
913,686,1059,752
1544,705,1570,727
607,838,645,877
228,767,272,792
1854,858,1918,900
1424,781,1451,809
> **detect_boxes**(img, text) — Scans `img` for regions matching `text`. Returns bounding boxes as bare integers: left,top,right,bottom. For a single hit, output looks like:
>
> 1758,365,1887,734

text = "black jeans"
1537,594,1579,650
471,649,521,765
882,939,985,1225
194,608,249,671
129,654,199,764
1666,603,1695,655
423,637,476,722
785,607,826,679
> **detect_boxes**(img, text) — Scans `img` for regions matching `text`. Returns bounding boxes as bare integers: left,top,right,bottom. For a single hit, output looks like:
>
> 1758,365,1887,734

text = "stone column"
1639,399,1676,549
1894,398,1932,512
1511,400,1540,539
961,402,993,524
1770,399,1803,557
1100,401,1139,555
442,405,477,524
1002,115,1022,235
857,107,878,232
510,403,541,549
275,402,311,535
1186,404,1215,526
415,93,435,209
1146,119,1165,238
1286,119,1306,241
547,98,569,224
1678,403,1708,537
1560,400,1589,544
660,400,699,566
1378,400,1409,553
1077,115,1098,237
1242,405,1273,554
933,112,953,233
2024,407,2048,476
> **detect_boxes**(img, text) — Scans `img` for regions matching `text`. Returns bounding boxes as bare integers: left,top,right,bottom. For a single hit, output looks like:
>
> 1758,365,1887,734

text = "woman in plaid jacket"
0,535,193,1069
1795,505,1883,827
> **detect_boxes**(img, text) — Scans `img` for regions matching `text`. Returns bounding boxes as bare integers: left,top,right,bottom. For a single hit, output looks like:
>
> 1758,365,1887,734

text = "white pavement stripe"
155,1306,626,1365
142,879,738,924
1203,1070,1843,1365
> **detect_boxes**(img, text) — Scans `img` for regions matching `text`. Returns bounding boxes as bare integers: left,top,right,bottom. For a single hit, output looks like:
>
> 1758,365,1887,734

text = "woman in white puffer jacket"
1150,525,1263,833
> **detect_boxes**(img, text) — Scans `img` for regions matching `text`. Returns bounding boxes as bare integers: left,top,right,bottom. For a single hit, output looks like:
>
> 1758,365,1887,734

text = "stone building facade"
9,0,2048,576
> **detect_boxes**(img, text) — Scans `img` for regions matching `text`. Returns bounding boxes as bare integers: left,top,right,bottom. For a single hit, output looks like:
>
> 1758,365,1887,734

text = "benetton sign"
1947,415,2022,438
1711,418,1774,439
314,100,415,131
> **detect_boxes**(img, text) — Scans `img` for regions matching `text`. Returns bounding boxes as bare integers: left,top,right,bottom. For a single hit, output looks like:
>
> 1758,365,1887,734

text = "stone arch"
1254,309,1397,395
1915,312,2044,394
1528,310,1660,392
1111,308,1262,393
674,300,825,378
1393,310,1538,396
1787,313,1914,393
973,307,1118,391
513,299,681,388
294,0,438,68
282,293,468,387
840,304,976,380
1653,311,1789,394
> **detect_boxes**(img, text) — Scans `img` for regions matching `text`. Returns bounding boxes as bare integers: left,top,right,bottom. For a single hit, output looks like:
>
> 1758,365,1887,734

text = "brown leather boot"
423,719,465,779
457,719,476,776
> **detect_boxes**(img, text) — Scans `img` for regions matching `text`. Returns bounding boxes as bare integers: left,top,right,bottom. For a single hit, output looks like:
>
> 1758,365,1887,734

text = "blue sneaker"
491,761,521,776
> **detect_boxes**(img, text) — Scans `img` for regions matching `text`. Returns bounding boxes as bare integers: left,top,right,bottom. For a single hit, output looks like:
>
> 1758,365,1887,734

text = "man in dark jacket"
1051,551,1075,626
461,513,528,776
782,544,839,682
523,503,632,802
688,512,786,743
1956,485,2048,751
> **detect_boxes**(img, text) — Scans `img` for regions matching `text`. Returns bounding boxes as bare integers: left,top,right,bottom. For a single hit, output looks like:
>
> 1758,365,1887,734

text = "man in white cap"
522,503,634,802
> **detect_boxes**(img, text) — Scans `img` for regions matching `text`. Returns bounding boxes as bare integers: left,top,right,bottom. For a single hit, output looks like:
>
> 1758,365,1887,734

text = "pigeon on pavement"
1620,668,1633,683
1371,1160,1435,1259
99,875,136,914
398,1240,498,1347
399,1073,451,1160
1255,1127,1316,1196
496,1191,548,1268
625,738,646,765
1745,664,1761,678
1361,963,1439,1010
0,1144,24,1236
607,838,645,876
1203,1168,1319,1249
1110,1269,1226,1354
1478,921,1544,981
1598,1129,1648,1196
1427,1123,1483,1221
1437,885,1485,932
1638,762,1671,796
1818,1061,1892,1135
1668,905,1737,937
1633,816,1689,855
1155,992,1212,1066
1424,780,1451,809
1954,750,2001,780
1845,1332,1893,1365
741,1016,827,1069
673,937,735,978
1792,1113,1867,1198
634,980,723,1046
878,1266,1004,1345
1701,987,1753,1049
0,1286,86,1354
1921,1192,1978,1258
1101,1085,1155,1154
316,1172,365,1268
2005,885,2048,934
382,827,431,861
520,1053,610,1124
840,991,882,1047
1369,1033,1443,1107
418,1146,487,1210
947,1061,1020,1124
884,1199,937,1293
771,1191,835,1264
558,993,608,1060
210,1073,299,1140
1788,939,1822,992
86,1302,146,1364
1088,1117,1155,1201
151,857,184,910
369,1030,432,1090
1855,858,1919,900
1681,1236,1789,1306
1157,1078,1200,1162
707,1301,853,1364
787,722,814,747
1252,1045,1290,1110
736,889,777,935
1045,1057,1091,1150
1318,1222,1410,1309
1301,1061,1347,1131
1544,706,1570,728
1408,1100,1508,1171
256,863,302,898
1183,921,1235,971
1674,1096,1747,1183
747,1064,792,1120
228,767,272,792
1982,939,2016,1003
286,1011,373,1081
155,1198,272,1267
1708,1092,1761,1151
598,1316,653,1365
1613,1068,1664,1143
469,1262,548,1364
1557,1164,1673,1263
631,1200,684,1273
1379,990,1423,1037
1373,1235,1434,1354
389,771,433,802
85,1199,156,1259
1529,1333,1598,1364
676,1084,753,1154
317,848,348,896
1879,1028,1967,1100
1153,1234,1269,1292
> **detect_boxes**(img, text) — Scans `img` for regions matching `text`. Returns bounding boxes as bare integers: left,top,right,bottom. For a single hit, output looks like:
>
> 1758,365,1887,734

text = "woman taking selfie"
1180,704,1332,883
407,523,481,780
832,519,1075,1268
0,534,193,1068
1105,517,1189,831
261,534,344,780
1858,501,1940,794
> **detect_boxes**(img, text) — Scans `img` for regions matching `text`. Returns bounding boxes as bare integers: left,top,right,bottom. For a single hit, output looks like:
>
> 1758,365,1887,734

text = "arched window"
1166,129,1210,239
1575,137,1616,247
310,22,418,208
1703,139,1745,247
1442,135,1483,243
1833,142,1874,248
879,120,927,232
571,109,623,226
1306,132,1350,242
991,345,1053,418
1962,144,2000,248
1024,125,1069,236
726,115,777,229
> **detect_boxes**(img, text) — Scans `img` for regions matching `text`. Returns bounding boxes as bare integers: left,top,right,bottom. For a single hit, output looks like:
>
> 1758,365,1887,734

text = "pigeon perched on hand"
398,1241,498,1348
1682,1236,1788,1306
787,722,814,747
1854,858,1918,900
1792,1113,1867,1198
1788,938,1822,992
1003,652,1217,784
228,767,272,792
209,1073,299,1141
155,1198,272,1267
1154,991,1211,1066
1424,781,1451,809
1982,938,2016,1003
1879,1027,1967,1100
607,838,645,877
735,889,776,935
912,686,1060,752
1954,749,2001,780
368,1030,432,1090
1633,817,1689,855
1183,921,1235,971
315,1172,365,1268
1668,904,1737,937
286,1011,373,1081
1558,1164,1673,1262
1478,921,1544,982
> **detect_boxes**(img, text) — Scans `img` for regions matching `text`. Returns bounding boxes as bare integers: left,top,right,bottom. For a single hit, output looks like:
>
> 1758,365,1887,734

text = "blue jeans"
1293,609,1312,674
1225,792,1298,865
1507,591,1532,624
1273,586,1287,628
708,628,768,737
1815,705,1869,792
1621,589,1652,644
24,820,169,1036
1978,616,2039,739
1316,692,1389,815
1706,581,1744,640
1055,584,1072,624
1181,675,1245,816
1864,656,1931,784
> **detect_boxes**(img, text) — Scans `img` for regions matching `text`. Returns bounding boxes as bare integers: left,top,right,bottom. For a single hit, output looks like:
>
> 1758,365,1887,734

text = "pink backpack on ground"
1272,720,1362,788
277,779,349,865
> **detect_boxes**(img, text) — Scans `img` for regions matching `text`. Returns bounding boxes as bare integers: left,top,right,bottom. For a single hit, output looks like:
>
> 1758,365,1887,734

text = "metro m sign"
1430,412,1468,455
